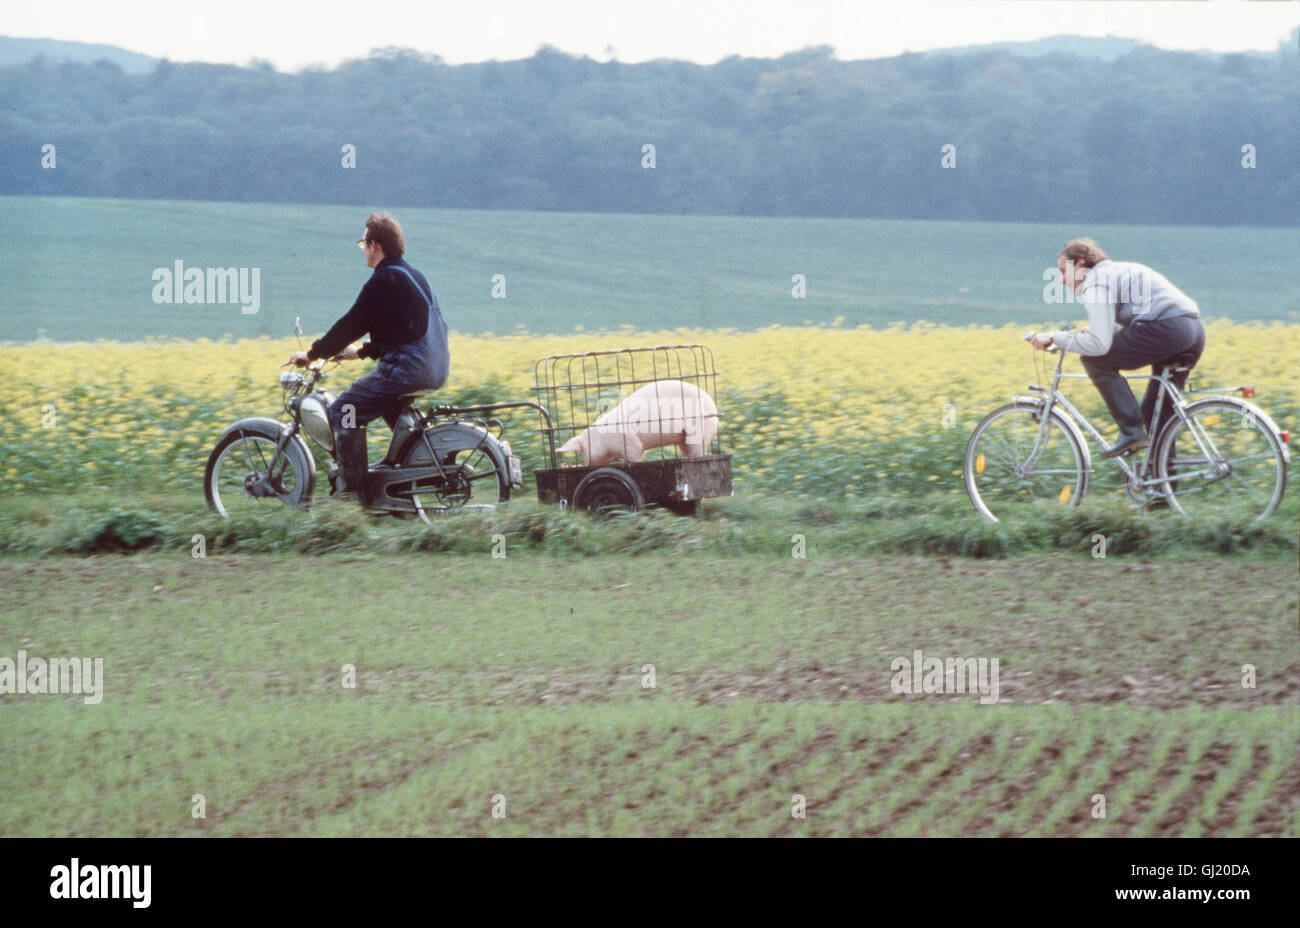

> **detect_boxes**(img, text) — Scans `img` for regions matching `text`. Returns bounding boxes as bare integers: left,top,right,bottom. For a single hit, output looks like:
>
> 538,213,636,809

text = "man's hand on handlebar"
1027,332,1055,352
283,345,359,368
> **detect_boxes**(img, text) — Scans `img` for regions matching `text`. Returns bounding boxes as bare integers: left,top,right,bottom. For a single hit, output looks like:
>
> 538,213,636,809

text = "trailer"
532,344,733,515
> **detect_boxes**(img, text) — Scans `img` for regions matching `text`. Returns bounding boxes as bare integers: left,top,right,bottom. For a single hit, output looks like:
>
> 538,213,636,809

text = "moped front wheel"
204,422,314,518
964,402,1089,521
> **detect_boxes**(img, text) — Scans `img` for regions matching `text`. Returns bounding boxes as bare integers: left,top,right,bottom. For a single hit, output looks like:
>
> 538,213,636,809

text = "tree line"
2,41,1296,225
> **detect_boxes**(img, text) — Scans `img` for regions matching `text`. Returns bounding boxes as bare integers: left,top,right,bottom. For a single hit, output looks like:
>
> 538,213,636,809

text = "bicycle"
963,333,1291,525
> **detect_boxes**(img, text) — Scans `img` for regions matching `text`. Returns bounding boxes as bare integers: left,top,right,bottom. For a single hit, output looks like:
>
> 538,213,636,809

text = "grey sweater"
1049,260,1199,356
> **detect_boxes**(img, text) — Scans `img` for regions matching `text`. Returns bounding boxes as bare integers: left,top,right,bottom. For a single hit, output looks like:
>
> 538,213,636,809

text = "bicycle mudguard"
1162,398,1291,464
219,417,318,473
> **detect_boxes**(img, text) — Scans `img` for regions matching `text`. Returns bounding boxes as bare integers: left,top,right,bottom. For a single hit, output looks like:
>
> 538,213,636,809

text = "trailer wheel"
573,468,644,516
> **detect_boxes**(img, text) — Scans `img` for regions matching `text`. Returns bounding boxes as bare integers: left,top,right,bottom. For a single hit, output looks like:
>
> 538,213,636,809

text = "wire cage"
533,344,724,466
531,344,732,514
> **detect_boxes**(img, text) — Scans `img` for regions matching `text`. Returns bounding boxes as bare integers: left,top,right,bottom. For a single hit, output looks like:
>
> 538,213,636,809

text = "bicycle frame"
1023,348,1231,500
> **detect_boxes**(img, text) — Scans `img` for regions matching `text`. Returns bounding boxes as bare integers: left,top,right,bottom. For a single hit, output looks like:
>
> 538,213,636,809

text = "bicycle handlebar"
1023,331,1061,353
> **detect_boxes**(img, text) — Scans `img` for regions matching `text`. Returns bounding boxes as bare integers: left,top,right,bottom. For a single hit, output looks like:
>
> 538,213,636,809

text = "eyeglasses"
356,238,370,248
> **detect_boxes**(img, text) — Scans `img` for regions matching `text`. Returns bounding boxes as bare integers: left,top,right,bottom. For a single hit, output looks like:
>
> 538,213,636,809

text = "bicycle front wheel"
964,402,1089,521
1153,398,1287,525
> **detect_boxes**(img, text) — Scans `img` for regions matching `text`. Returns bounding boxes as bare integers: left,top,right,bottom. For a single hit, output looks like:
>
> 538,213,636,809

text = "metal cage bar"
533,344,723,468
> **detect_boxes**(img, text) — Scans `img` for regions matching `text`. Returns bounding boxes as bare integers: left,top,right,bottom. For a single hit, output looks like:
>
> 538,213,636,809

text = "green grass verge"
0,489,1295,560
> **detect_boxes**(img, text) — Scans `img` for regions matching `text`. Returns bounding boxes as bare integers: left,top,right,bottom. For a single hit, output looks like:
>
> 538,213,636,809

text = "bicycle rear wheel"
964,402,1089,521
1153,398,1287,525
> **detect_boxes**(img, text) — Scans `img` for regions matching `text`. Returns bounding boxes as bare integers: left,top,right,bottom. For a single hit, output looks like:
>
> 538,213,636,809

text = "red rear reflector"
1281,431,1291,443
1242,385,1255,397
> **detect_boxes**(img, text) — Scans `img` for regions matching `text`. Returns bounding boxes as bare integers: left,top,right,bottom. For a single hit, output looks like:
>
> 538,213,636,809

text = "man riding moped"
286,212,449,508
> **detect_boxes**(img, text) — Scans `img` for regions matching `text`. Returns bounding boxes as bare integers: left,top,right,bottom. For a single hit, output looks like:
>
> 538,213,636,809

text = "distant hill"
0,36,159,73
0,31,1286,75
933,33,1285,63
932,35,1151,62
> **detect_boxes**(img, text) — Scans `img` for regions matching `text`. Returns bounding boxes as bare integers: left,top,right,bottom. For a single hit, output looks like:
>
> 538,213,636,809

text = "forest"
2,39,1297,225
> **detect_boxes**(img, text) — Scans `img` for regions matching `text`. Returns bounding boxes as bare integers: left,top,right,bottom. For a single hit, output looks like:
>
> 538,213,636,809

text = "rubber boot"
1092,372,1149,459
333,424,376,507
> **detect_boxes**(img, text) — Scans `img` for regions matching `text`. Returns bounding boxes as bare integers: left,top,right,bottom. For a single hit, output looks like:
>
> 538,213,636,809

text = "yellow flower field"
2,321,1296,498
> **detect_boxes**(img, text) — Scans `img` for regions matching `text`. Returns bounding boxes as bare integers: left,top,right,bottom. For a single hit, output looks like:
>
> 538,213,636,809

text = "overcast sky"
5,0,1298,69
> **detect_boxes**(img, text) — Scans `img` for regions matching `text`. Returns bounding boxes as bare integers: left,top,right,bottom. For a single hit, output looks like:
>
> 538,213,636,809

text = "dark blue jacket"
309,256,448,377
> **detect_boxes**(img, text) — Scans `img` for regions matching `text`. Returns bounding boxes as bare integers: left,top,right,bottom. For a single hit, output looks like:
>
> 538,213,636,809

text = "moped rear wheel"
205,424,313,518
395,426,511,524
964,402,1088,521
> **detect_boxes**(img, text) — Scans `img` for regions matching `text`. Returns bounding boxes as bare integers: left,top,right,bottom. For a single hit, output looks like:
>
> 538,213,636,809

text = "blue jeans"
328,310,448,433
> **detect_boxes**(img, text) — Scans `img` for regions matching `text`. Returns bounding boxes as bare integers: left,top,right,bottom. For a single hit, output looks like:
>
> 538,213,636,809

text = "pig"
558,380,718,465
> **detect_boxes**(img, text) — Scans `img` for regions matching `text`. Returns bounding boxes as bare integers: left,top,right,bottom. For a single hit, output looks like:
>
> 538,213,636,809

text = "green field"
3,195,1297,838
2,552,1296,837
4,195,1298,342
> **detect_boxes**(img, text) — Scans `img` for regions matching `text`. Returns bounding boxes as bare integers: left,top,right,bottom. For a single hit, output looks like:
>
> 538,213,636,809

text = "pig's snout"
558,434,585,455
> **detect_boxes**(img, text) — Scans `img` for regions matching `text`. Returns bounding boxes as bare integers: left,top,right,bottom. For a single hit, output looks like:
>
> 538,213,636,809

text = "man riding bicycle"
1029,238,1205,459
286,212,449,507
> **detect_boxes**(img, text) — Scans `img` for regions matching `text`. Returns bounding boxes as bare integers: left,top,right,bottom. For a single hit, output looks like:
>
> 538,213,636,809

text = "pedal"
1100,439,1149,460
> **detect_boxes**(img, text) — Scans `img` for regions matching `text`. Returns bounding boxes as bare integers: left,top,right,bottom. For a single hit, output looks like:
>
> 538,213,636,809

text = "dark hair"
364,212,406,258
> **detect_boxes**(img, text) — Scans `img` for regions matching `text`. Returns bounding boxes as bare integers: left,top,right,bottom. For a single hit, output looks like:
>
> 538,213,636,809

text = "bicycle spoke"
1157,399,1286,524
1222,450,1281,465
1224,472,1270,497
239,437,264,476
206,430,309,518
965,405,1086,521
